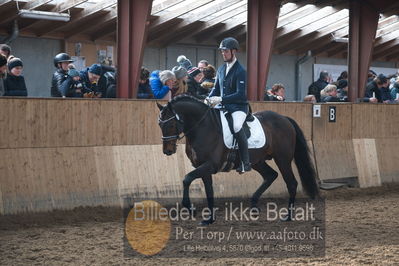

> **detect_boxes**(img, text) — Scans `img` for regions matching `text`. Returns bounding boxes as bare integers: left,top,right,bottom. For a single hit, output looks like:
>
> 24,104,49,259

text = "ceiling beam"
22,0,52,10
277,6,344,38
64,7,117,39
277,4,319,28
148,0,243,44
373,39,399,60
197,11,247,42
19,0,89,31
149,0,213,30
91,21,116,41
151,0,185,14
190,3,248,40
36,0,116,36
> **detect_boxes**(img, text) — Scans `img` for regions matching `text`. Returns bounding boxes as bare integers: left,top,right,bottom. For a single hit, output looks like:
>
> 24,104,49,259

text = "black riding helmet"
219,37,240,50
53,53,74,68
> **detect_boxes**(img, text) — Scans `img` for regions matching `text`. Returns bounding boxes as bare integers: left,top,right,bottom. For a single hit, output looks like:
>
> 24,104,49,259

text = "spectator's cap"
0,54,7,67
172,65,187,79
337,79,348,89
188,67,201,78
140,67,150,80
68,68,80,77
88,64,102,76
0,44,11,56
377,73,388,84
177,55,192,71
159,70,175,84
369,69,377,76
8,57,23,71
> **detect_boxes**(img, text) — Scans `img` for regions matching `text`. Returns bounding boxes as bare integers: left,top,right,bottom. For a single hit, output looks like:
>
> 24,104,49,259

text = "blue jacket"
208,60,248,113
149,70,170,99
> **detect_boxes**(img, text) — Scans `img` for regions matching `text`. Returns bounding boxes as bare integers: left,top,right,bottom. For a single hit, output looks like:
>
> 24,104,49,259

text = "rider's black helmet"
219,37,240,50
53,53,74,68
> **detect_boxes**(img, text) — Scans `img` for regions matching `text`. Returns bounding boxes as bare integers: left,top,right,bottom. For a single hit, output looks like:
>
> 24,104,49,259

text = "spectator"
367,70,377,83
363,74,389,103
97,65,115,98
389,69,398,89
60,67,86,97
150,70,175,99
0,44,12,60
320,84,340,102
336,79,348,101
390,77,399,100
4,57,27,96
337,71,348,81
171,65,188,97
177,55,192,71
308,70,329,102
80,64,103,98
304,94,316,103
197,59,209,71
187,67,207,99
200,64,216,94
0,54,6,96
137,67,153,99
51,53,74,97
265,83,285,101
103,71,116,98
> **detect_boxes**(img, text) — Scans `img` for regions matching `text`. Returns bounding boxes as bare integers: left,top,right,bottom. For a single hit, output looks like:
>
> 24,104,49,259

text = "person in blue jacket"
207,37,251,173
149,70,176,99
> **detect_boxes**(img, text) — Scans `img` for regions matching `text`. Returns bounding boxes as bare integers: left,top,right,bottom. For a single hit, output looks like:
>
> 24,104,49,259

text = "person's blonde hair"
321,84,336,96
174,79,187,96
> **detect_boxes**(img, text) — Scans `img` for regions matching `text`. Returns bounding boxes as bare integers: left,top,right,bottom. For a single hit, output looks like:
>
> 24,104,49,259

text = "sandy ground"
0,184,398,265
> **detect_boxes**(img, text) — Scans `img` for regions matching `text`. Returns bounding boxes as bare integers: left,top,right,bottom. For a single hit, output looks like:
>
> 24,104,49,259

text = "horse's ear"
156,102,164,111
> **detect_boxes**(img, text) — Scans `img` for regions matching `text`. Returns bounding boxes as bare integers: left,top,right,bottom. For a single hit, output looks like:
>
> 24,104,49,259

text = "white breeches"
232,111,247,133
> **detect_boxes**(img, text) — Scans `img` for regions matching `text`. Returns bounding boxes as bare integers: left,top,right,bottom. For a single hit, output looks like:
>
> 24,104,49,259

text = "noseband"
158,111,184,142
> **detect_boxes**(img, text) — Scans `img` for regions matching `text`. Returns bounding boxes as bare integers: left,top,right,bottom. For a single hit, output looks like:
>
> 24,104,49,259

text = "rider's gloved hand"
204,97,211,105
209,96,222,105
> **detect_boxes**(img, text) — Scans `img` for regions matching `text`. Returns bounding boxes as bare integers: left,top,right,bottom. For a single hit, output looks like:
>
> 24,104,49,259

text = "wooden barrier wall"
0,98,398,214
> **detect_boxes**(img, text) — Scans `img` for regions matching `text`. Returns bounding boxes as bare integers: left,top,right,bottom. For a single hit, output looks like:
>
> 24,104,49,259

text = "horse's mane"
169,94,209,109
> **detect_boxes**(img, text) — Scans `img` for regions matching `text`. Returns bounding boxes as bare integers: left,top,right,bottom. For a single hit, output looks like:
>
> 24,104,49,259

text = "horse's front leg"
200,175,214,226
182,161,215,214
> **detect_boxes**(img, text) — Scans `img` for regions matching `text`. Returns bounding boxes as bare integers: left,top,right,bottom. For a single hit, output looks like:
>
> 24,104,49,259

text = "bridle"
158,106,211,143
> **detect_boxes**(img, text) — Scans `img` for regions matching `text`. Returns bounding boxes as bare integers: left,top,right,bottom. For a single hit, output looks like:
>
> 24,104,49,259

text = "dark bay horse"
157,95,319,225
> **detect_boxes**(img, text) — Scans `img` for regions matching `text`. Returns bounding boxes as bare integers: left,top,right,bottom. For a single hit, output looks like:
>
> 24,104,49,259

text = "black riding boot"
235,128,251,173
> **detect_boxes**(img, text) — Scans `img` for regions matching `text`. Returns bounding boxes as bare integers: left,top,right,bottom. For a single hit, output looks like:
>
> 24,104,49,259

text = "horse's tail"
286,117,319,199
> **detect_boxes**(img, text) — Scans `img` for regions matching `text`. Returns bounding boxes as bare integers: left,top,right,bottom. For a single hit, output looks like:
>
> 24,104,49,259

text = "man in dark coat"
187,67,207,99
308,71,329,102
363,74,389,103
207,37,251,173
51,53,74,97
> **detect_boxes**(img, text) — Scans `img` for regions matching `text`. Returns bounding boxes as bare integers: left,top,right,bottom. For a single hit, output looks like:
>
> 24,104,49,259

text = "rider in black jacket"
51,53,74,97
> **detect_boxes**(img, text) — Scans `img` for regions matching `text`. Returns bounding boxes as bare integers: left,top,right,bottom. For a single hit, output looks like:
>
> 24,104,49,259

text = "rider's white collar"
226,57,237,75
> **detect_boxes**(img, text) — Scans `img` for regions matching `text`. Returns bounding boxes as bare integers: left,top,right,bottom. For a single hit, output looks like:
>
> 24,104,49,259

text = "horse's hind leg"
251,161,278,209
275,159,298,221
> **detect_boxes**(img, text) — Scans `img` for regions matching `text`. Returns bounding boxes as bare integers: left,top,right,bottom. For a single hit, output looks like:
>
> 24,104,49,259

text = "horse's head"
157,102,184,156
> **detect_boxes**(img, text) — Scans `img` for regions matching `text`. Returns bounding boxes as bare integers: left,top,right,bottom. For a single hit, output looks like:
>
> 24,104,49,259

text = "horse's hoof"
280,215,292,222
198,218,215,226
250,206,261,217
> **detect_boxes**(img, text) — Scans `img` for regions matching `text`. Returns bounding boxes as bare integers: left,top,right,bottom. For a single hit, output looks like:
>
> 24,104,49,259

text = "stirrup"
236,161,251,174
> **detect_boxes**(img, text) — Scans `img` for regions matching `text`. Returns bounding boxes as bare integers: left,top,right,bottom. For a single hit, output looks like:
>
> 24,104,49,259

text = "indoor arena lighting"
18,9,70,22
